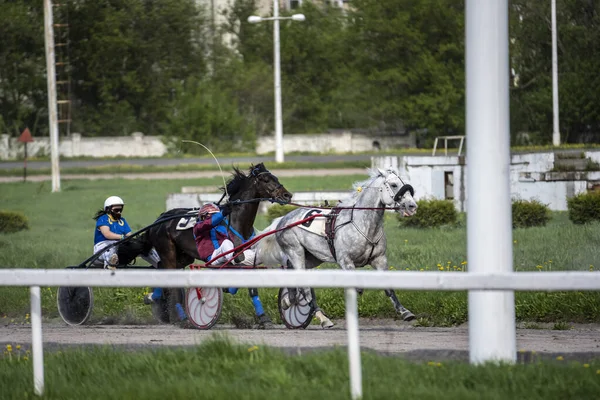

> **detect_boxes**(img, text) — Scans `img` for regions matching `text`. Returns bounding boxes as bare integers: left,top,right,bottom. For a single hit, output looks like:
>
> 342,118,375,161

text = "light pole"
248,3,305,163
43,0,61,192
551,0,560,146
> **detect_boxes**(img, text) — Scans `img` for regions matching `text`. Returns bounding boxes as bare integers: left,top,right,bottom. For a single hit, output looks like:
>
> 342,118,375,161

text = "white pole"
43,0,61,192
30,286,44,396
273,0,284,163
551,0,560,146
345,288,362,400
466,0,516,364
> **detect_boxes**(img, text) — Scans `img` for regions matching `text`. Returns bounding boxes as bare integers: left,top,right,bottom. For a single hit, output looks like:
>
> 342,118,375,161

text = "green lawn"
1,338,599,400
0,160,370,177
1,177,599,326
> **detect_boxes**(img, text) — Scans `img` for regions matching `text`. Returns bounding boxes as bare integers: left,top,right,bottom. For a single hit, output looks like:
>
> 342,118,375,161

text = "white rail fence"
2,269,600,399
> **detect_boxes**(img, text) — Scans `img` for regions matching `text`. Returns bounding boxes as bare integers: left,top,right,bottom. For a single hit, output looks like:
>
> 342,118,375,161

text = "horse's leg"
310,296,334,329
154,244,184,324
248,288,274,329
370,256,415,322
384,289,415,321
301,256,334,329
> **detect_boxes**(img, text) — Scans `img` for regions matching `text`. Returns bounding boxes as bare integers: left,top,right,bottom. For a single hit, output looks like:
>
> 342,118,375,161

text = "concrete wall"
372,151,597,211
0,133,167,159
256,131,416,155
1,131,415,160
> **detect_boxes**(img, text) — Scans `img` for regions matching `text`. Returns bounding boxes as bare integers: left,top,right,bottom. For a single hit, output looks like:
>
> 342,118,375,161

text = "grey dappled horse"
256,167,418,328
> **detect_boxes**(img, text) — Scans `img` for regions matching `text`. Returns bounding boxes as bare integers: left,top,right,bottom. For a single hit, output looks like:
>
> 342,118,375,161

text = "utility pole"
551,0,560,146
43,0,61,192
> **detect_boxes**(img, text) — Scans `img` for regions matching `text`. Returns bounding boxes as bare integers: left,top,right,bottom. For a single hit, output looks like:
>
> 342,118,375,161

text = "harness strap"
324,208,340,261
222,217,255,243
325,206,384,265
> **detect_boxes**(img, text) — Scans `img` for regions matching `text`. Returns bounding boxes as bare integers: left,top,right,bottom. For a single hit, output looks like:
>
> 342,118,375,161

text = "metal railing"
2,269,600,399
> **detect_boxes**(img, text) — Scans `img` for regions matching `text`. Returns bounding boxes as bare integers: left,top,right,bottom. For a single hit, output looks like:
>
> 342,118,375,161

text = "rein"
205,213,322,269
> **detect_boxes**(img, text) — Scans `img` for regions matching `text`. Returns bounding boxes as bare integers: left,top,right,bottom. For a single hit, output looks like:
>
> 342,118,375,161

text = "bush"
567,191,600,224
512,199,551,228
266,204,297,222
399,199,457,228
0,210,29,233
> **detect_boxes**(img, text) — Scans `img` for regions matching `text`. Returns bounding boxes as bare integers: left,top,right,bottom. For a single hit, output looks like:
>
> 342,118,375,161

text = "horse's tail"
117,233,153,266
254,217,285,267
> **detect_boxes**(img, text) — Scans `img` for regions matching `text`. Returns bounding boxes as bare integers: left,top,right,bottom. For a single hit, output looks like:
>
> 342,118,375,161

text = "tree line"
0,0,598,152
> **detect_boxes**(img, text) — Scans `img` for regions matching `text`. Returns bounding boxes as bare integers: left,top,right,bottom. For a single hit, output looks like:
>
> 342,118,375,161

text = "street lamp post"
248,3,305,163
551,0,560,146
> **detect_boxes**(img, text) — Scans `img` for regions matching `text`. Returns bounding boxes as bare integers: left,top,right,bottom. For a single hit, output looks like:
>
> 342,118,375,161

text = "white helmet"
104,196,125,210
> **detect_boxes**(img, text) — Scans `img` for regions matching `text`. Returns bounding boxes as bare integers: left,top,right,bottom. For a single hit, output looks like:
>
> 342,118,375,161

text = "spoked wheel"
278,287,316,329
152,288,185,324
185,287,223,330
57,286,94,326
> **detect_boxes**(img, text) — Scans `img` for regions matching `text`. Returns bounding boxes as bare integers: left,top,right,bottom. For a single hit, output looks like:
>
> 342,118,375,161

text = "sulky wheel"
185,287,223,330
278,287,316,329
57,286,94,326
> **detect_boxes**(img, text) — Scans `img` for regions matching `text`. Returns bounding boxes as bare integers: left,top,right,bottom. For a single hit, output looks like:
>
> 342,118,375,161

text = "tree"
348,0,465,141
66,0,208,136
164,78,255,153
0,0,46,137
510,0,600,144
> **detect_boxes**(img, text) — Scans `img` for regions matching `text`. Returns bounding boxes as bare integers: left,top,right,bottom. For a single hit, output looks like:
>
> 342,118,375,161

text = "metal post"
30,286,44,396
466,0,516,364
345,288,362,400
551,0,560,146
273,0,284,163
43,0,61,192
23,143,28,182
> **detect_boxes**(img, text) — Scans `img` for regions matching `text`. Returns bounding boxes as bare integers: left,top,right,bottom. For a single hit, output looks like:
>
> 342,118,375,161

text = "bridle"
251,167,286,199
377,171,415,206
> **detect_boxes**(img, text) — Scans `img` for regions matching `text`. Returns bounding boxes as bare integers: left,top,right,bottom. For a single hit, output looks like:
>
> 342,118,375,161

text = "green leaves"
1,0,598,146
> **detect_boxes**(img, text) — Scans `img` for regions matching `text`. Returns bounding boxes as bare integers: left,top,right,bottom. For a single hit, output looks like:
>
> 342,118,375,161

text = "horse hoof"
281,295,292,311
143,293,154,305
401,311,415,321
257,314,274,330
321,320,335,329
258,321,275,330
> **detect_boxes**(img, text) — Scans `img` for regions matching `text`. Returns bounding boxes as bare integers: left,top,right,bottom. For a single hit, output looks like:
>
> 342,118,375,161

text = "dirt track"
2,320,600,362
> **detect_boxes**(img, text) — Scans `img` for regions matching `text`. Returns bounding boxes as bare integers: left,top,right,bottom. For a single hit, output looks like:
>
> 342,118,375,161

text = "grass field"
1,338,599,400
1,176,600,326
0,160,370,177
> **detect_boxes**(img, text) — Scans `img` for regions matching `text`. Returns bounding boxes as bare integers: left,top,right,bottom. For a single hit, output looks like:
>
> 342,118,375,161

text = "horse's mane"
338,167,398,207
222,163,267,198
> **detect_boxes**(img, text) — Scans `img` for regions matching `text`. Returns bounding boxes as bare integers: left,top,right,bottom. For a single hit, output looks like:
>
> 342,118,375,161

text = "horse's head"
249,163,293,204
226,163,293,204
377,167,418,217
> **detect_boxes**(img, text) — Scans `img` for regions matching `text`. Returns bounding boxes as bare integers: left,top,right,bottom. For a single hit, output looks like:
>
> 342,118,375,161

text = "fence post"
30,286,44,396
466,0,516,363
345,288,362,399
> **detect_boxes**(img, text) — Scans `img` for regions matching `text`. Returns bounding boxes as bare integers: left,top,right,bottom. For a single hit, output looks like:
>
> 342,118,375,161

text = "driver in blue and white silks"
193,203,256,266
93,195,160,270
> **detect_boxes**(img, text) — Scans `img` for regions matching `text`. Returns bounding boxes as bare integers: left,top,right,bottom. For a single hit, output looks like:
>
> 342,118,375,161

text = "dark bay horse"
119,163,293,327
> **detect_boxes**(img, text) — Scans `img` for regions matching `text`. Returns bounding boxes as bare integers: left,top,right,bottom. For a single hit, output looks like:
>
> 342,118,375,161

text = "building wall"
372,152,594,212
0,130,415,160
0,133,167,159
256,131,416,154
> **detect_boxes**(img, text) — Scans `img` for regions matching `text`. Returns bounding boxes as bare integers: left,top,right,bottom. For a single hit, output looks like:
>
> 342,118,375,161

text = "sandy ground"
2,320,600,362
